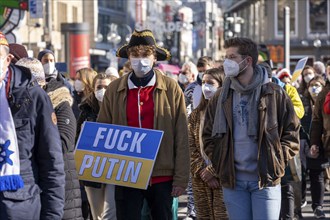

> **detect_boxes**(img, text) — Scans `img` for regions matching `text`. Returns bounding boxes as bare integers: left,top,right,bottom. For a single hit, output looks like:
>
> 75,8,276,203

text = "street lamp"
94,24,132,46
313,33,322,60
107,32,121,45
225,12,244,39
28,22,41,51
94,23,133,68
107,23,121,47
313,39,322,48
94,32,103,43
121,24,132,43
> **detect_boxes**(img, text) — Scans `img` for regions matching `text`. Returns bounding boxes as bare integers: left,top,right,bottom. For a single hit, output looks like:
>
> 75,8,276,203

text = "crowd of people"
0,28,329,220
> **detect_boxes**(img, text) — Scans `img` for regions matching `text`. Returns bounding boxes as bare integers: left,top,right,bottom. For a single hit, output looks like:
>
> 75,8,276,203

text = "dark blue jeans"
115,181,173,220
309,168,325,210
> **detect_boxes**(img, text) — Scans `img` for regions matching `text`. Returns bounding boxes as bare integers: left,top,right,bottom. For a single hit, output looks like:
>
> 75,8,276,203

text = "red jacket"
323,91,330,114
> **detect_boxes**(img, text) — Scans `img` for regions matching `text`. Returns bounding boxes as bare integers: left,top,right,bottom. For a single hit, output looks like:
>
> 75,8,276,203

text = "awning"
156,63,181,75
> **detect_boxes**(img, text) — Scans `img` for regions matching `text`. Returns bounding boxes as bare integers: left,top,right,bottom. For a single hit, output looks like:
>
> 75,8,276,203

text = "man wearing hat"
0,32,65,219
97,29,190,220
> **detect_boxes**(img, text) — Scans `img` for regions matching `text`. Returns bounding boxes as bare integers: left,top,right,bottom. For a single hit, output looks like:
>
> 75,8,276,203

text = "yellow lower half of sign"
74,150,154,189
291,70,302,82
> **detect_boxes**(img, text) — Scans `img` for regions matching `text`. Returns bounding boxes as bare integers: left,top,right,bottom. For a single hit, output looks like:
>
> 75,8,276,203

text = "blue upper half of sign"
76,122,163,160
294,57,308,71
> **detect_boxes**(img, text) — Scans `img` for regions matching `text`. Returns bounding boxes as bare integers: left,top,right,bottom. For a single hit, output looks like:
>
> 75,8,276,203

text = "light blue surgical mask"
178,73,188,85
130,58,153,78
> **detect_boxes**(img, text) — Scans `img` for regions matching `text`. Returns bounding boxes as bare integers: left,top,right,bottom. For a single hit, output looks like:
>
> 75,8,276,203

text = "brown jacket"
97,70,190,188
310,82,330,158
189,109,217,177
203,82,300,189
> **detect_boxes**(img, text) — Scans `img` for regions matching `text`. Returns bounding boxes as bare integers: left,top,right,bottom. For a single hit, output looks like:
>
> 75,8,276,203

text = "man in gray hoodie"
202,37,300,220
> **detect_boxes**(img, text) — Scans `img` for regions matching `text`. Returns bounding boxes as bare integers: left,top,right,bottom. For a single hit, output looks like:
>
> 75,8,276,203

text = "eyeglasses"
179,71,189,75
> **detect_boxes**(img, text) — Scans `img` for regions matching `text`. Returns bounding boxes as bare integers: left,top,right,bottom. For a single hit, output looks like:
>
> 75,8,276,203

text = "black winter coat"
1,65,65,219
45,78,83,220
76,93,102,188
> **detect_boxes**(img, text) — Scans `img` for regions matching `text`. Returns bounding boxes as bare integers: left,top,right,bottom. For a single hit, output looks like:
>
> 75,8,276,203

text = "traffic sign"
29,0,43,18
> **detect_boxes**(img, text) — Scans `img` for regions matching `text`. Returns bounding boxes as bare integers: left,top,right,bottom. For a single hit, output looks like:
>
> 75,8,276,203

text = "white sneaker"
301,200,307,208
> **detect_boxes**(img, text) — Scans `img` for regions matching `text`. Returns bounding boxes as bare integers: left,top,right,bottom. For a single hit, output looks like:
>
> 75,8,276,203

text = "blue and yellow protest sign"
291,57,308,83
74,122,163,189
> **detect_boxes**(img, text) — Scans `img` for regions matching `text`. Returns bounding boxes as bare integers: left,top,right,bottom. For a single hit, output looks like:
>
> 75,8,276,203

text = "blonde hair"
76,67,98,96
92,73,116,90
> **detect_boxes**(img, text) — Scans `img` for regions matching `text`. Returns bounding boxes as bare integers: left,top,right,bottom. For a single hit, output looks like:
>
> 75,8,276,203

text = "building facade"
223,0,330,69
18,0,84,62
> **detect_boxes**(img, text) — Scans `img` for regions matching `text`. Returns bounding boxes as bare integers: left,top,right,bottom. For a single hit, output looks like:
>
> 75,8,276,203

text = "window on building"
276,0,297,36
57,3,68,31
308,0,328,34
72,6,78,23
98,0,124,11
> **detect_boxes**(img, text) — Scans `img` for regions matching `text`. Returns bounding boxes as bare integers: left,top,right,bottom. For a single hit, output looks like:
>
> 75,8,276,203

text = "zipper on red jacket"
137,87,142,128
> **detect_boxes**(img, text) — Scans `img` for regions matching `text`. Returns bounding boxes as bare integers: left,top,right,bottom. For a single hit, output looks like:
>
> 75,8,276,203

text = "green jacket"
203,82,300,189
97,70,190,188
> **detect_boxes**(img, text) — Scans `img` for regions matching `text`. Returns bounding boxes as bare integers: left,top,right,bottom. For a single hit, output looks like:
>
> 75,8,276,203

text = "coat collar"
117,69,167,92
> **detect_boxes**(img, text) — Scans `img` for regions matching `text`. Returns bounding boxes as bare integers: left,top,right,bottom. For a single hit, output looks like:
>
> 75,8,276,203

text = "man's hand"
171,185,186,197
309,145,320,158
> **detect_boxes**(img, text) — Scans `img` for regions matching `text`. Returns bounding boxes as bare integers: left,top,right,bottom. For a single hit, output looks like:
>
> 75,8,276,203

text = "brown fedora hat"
116,29,171,61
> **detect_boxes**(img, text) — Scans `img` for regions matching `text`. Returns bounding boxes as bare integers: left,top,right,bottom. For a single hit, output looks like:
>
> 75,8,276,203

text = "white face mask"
95,88,106,102
304,74,314,84
0,56,7,81
43,62,56,78
223,58,247,77
130,58,153,78
202,83,218,100
308,85,322,97
178,73,188,84
74,80,85,92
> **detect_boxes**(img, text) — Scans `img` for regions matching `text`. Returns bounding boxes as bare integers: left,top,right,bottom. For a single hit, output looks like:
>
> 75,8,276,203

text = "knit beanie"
16,57,45,86
37,49,55,61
